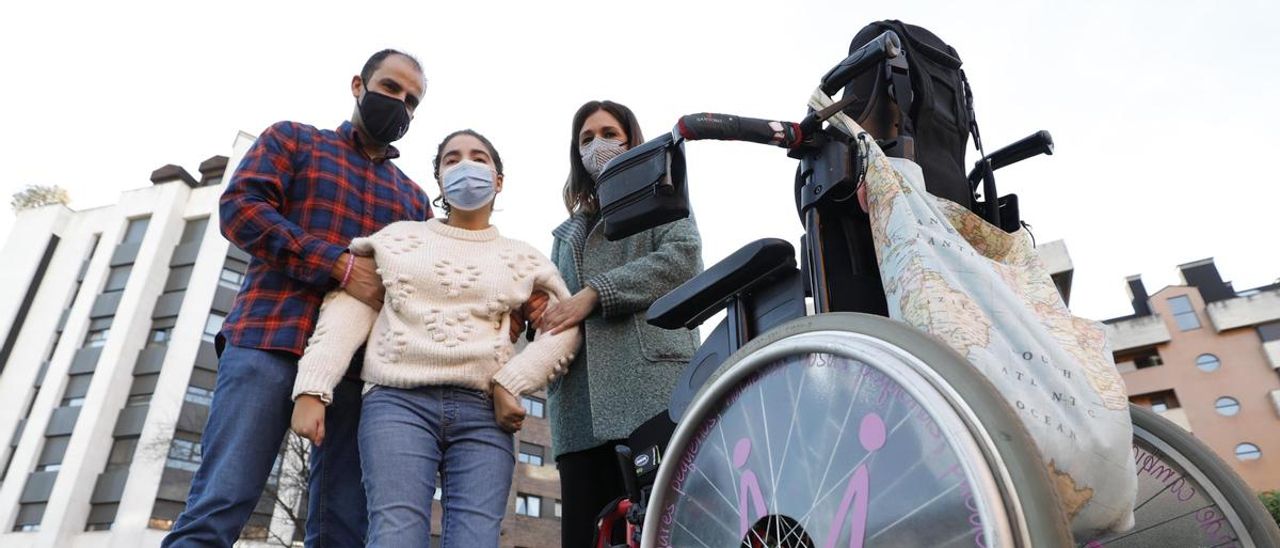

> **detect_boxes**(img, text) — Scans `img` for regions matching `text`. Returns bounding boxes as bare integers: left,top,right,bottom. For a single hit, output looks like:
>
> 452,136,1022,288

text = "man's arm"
219,122,346,288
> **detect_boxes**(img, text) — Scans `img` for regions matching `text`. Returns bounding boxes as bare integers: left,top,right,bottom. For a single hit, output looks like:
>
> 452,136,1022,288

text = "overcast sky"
1,0,1277,321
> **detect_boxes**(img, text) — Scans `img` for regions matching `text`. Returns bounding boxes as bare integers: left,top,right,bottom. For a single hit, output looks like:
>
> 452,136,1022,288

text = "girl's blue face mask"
441,160,496,211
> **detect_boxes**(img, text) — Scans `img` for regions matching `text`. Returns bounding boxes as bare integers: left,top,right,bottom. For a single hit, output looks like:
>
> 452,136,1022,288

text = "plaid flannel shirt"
219,120,431,356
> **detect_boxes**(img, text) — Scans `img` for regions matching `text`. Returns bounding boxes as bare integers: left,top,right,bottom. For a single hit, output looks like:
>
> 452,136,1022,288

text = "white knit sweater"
293,219,581,402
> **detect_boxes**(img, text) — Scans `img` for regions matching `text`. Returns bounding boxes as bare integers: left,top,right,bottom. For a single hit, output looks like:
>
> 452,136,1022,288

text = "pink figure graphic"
734,437,769,539
823,413,886,548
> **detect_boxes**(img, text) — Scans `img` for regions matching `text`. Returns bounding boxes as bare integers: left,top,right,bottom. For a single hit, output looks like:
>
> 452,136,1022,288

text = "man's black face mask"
358,88,411,145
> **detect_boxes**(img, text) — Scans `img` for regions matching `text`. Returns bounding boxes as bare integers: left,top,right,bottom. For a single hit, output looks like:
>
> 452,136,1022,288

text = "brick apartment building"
1103,259,1280,491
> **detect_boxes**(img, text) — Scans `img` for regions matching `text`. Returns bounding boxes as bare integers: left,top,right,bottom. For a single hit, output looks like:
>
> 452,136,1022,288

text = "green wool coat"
547,213,702,458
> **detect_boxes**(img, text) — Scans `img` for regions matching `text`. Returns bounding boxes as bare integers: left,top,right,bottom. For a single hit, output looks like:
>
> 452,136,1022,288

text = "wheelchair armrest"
646,238,796,330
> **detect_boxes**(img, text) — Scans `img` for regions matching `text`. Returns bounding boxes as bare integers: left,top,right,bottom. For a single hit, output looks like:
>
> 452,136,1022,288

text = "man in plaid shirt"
165,49,431,547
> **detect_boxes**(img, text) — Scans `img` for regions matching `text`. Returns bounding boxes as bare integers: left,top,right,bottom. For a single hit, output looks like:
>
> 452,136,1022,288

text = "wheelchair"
590,25,1280,548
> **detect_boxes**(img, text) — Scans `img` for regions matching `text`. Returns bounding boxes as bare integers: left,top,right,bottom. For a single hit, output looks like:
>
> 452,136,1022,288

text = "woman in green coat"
537,100,702,547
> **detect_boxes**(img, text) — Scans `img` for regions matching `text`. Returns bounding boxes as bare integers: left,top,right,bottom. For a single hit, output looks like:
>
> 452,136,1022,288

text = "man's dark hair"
360,49,423,83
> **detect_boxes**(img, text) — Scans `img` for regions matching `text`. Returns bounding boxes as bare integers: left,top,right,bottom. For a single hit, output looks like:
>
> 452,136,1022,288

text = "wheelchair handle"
615,445,642,504
820,30,903,95
967,130,1054,188
675,113,804,149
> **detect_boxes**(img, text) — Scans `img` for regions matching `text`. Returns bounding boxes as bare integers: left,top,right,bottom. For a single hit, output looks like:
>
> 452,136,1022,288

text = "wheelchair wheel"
1076,405,1280,547
642,313,1071,547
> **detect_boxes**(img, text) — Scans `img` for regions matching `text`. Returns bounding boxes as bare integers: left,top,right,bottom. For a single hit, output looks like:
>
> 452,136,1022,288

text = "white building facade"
0,130,570,548
0,133,306,547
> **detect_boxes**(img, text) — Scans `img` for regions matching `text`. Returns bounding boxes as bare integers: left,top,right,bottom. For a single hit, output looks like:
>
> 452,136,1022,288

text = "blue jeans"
163,344,367,548
359,385,515,548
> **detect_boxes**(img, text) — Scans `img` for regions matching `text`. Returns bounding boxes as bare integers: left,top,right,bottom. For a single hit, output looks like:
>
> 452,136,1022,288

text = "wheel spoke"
658,341,1014,548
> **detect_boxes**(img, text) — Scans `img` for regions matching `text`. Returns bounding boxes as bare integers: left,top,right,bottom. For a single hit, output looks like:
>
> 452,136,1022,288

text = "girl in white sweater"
290,130,580,547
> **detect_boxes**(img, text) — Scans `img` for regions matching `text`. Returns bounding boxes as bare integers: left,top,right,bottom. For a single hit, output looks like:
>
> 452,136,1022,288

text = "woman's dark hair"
431,129,503,214
563,100,644,215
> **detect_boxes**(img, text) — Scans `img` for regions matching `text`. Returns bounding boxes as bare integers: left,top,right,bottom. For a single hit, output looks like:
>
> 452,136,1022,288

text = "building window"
61,396,86,408
12,502,46,532
180,217,209,244
267,454,283,484
518,442,545,466
521,395,545,418
1259,321,1280,342
122,217,151,244
35,463,61,472
1195,354,1220,373
241,525,269,541
106,438,138,471
149,327,173,345
126,394,150,407
218,268,244,290
149,500,184,531
1131,390,1179,414
103,265,132,293
1215,397,1241,416
1235,443,1262,461
184,386,214,406
514,493,541,517
203,313,225,343
84,502,119,532
84,328,110,348
166,439,202,472
1167,295,1200,331
1131,348,1163,369
554,499,562,519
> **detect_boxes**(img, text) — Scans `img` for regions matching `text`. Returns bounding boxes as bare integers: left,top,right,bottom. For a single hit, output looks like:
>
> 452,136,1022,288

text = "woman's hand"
538,287,598,335
492,384,527,433
291,394,327,447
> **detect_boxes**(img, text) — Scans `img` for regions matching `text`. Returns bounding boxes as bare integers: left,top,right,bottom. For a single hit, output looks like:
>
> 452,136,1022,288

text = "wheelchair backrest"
843,20,977,211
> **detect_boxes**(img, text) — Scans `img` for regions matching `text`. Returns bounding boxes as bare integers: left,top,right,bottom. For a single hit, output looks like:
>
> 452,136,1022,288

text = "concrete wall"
1106,314,1172,354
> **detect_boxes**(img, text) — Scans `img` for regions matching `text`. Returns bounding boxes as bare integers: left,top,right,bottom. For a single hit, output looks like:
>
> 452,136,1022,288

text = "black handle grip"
615,445,642,503
968,130,1055,188
820,30,902,95
986,130,1054,172
675,113,803,149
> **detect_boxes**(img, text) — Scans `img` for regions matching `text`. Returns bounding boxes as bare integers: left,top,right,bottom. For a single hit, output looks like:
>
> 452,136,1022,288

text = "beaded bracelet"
339,253,356,288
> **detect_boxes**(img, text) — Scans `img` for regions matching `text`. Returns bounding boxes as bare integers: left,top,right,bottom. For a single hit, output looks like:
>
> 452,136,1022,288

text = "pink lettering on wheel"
734,437,769,538
823,413,886,548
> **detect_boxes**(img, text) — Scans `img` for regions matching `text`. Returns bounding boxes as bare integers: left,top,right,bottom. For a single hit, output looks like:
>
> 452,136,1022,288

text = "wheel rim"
1078,423,1255,547
643,331,1026,547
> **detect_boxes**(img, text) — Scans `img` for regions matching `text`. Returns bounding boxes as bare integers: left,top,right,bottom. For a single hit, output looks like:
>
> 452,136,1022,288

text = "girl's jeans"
359,385,515,547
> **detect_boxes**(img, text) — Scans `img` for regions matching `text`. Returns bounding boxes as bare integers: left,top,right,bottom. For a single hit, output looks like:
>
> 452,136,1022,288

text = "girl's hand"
507,290,549,343
292,395,327,447
492,384,527,433
522,291,551,332
538,287,598,335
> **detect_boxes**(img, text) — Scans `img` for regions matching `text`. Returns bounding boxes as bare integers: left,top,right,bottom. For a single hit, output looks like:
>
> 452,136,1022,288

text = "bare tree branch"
144,419,312,547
